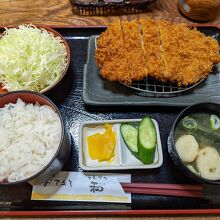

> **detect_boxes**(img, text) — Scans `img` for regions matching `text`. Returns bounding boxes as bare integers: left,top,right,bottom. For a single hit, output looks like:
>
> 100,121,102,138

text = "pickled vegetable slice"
87,124,116,162
138,116,157,164
120,123,138,158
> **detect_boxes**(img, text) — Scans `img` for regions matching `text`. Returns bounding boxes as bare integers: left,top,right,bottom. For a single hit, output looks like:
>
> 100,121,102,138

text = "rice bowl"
0,91,70,185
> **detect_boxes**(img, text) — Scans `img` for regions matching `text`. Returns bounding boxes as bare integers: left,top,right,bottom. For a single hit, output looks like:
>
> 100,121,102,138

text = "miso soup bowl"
168,102,220,185
0,91,71,185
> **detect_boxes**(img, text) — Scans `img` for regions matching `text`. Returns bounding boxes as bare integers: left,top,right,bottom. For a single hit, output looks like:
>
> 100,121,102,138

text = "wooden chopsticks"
121,183,204,198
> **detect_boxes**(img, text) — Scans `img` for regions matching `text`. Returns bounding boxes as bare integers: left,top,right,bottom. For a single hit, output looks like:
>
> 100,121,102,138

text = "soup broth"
174,112,220,181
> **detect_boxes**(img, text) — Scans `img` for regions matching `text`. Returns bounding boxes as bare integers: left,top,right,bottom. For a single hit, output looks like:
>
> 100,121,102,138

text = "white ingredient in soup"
175,113,220,181
196,146,220,180
0,98,62,182
175,135,199,163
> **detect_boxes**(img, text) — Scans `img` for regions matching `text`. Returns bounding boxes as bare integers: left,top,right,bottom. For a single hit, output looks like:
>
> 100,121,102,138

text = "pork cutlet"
121,20,148,81
96,18,220,86
96,19,131,84
140,18,165,82
159,20,220,85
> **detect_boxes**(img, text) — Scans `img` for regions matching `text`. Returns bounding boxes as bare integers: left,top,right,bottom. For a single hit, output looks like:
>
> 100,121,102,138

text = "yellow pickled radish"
87,124,116,162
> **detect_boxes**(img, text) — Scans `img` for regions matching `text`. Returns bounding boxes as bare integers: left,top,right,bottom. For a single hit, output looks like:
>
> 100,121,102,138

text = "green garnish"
182,116,197,129
210,114,220,131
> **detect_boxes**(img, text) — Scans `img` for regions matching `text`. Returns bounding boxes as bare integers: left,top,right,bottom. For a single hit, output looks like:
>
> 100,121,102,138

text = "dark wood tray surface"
0,27,219,215
83,26,220,106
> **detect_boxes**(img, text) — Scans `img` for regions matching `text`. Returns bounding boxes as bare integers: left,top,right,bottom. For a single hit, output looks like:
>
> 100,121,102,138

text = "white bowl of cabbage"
168,103,220,184
0,25,70,94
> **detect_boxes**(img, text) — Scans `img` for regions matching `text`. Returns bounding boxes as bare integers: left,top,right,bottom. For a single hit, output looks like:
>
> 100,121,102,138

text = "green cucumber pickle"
138,117,157,164
120,123,138,158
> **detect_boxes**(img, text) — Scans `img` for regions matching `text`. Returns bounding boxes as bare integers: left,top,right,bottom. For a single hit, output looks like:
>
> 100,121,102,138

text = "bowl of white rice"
0,91,70,185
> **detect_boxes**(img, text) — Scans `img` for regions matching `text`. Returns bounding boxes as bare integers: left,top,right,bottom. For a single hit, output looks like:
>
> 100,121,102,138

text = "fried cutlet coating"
100,59,132,85
96,19,123,66
158,21,172,81
140,18,165,81
121,20,148,81
159,21,220,86
211,55,220,63
96,19,131,84
96,18,220,87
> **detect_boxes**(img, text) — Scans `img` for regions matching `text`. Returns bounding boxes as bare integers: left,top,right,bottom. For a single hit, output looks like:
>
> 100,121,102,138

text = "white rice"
0,98,62,182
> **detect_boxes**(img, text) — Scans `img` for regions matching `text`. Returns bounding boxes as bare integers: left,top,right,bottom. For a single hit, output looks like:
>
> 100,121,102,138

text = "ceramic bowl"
0,91,71,185
168,102,220,184
0,26,70,95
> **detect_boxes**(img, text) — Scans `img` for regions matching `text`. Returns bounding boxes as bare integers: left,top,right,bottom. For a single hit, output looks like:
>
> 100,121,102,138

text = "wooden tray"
0,27,219,217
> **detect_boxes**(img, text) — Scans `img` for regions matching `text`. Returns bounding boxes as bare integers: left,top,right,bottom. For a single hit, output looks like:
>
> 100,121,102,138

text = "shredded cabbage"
0,25,68,92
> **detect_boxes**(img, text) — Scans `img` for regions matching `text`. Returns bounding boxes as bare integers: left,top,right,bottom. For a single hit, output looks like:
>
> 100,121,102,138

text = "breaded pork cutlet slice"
172,24,220,86
158,20,177,83
159,21,220,86
96,20,131,84
181,26,220,64
121,20,148,82
139,18,165,82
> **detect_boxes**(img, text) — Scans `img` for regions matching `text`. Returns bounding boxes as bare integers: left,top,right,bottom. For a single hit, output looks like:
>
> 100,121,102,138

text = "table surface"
0,0,220,219
0,0,220,27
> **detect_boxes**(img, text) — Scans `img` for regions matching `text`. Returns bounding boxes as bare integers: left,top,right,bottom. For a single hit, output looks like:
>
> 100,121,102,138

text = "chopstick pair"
121,183,204,198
